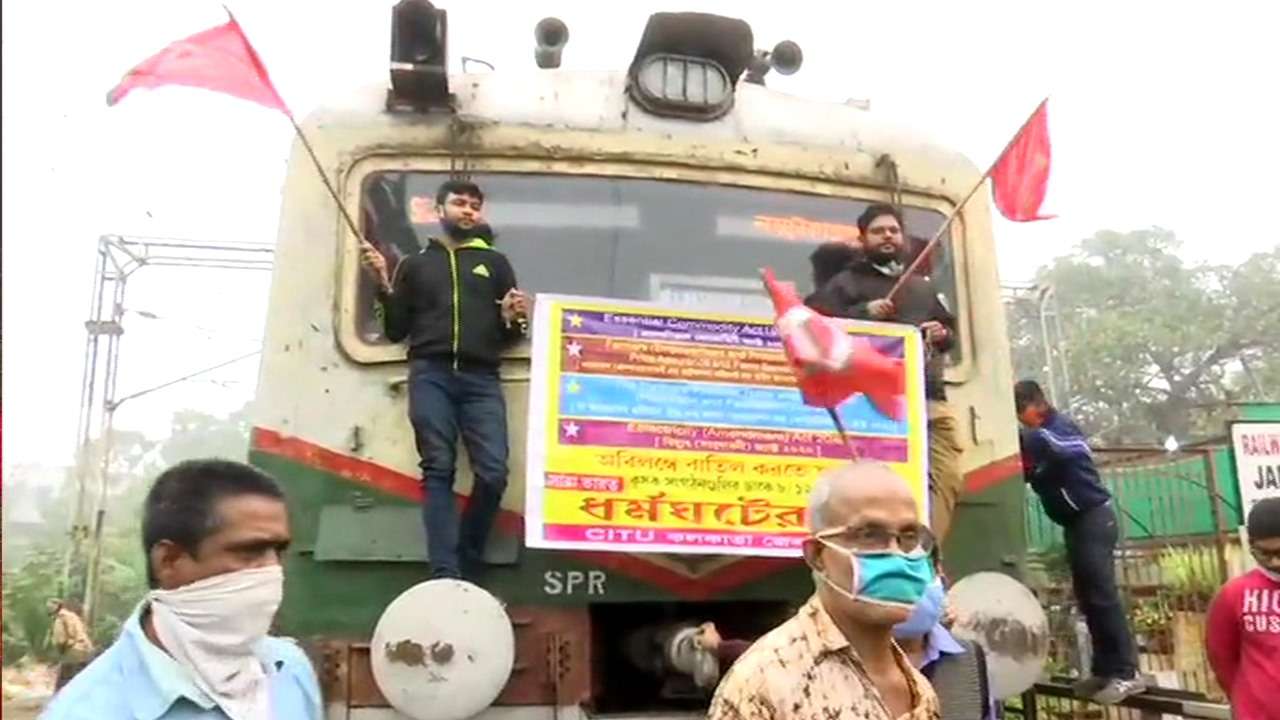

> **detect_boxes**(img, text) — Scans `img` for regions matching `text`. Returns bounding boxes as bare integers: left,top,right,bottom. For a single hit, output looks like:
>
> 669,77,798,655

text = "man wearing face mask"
809,204,963,543
708,462,940,720
892,551,995,720
1205,497,1280,720
361,180,529,581
42,459,321,720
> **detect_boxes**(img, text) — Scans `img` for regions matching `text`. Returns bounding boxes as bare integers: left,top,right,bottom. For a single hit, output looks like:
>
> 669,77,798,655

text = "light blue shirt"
918,625,997,720
41,607,322,720
919,624,967,669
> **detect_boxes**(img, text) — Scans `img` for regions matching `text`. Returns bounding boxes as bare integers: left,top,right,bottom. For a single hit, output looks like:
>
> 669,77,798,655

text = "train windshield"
357,172,960,358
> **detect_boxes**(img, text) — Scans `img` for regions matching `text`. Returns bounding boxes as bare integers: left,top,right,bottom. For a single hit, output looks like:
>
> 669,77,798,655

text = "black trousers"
1063,502,1138,679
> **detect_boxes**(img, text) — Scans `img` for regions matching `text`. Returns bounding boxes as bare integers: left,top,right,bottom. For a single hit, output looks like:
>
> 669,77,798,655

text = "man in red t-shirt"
1206,496,1280,719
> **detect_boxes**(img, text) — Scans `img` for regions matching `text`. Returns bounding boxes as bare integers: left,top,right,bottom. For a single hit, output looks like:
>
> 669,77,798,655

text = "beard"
440,218,474,241
865,243,901,265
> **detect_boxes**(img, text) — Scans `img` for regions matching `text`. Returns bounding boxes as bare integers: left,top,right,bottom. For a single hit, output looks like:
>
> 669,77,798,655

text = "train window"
355,172,964,366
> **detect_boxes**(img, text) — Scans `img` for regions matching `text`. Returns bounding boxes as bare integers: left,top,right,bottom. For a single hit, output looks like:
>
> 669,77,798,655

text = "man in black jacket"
808,204,964,541
361,179,528,581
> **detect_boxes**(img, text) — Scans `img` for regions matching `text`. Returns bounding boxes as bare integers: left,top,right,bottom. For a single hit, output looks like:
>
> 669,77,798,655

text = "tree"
1007,229,1280,444
158,404,251,467
1,548,63,663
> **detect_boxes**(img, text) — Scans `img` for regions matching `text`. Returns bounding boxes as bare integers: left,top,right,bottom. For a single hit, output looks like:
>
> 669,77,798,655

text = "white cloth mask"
147,564,284,720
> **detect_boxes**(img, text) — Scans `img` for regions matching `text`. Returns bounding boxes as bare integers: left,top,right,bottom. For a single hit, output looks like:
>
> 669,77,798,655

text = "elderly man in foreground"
708,461,941,720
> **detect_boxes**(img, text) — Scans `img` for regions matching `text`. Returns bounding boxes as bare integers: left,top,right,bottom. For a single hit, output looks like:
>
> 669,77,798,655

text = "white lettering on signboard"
543,570,608,596
1231,422,1280,517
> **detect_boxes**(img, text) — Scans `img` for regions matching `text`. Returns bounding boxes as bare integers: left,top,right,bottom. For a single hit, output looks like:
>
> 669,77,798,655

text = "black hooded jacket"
378,236,522,369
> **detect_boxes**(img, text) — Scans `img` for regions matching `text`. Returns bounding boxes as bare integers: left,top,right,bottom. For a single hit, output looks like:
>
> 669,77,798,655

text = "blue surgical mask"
892,578,946,639
817,541,935,609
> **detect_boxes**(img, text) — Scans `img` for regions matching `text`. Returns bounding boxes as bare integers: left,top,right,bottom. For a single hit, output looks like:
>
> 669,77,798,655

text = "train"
248,4,1029,718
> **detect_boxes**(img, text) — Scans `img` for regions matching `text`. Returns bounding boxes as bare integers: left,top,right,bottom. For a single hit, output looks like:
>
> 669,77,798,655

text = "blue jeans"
408,359,509,579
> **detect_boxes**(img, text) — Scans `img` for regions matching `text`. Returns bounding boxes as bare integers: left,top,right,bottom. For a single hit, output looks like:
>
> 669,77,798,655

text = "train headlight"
625,12,752,121
629,54,733,120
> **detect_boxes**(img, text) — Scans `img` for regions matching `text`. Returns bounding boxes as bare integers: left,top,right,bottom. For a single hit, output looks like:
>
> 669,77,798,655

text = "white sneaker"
1091,677,1147,705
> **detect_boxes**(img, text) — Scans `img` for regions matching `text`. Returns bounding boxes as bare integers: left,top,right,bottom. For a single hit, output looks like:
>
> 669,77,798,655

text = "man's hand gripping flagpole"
761,269,906,459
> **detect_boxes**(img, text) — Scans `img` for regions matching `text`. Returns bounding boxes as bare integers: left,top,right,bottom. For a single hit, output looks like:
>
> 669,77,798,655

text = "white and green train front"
250,10,1024,719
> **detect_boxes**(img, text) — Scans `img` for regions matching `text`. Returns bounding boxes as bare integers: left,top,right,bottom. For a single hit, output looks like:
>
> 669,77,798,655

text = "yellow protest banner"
524,295,927,556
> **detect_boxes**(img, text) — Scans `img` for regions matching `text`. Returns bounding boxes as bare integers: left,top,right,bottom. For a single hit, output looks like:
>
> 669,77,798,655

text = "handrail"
1031,680,1231,719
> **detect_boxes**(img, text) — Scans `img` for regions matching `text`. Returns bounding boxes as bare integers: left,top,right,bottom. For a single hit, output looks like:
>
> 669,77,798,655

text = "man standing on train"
808,204,964,542
361,179,529,582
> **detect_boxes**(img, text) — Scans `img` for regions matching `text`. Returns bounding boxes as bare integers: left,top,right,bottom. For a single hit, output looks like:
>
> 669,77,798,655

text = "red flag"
106,13,289,116
761,269,905,420
991,100,1054,222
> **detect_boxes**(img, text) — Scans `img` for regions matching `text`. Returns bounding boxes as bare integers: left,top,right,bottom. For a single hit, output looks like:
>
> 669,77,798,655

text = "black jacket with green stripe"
378,236,522,369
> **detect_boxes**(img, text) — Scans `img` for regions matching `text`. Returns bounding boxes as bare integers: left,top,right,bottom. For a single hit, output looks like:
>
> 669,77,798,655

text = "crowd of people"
38,182,1278,719
40,456,1280,720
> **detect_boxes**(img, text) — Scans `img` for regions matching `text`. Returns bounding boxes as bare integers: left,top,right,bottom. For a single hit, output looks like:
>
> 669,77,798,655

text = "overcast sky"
3,0,1278,472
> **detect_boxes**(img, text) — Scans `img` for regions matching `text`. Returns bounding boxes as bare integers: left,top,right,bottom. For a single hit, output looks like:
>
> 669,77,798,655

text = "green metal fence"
1025,449,1239,553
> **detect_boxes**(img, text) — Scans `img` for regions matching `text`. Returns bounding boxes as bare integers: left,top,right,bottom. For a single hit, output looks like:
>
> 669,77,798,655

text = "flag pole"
886,97,1048,301
285,112,377,252
224,6,376,254
825,407,860,460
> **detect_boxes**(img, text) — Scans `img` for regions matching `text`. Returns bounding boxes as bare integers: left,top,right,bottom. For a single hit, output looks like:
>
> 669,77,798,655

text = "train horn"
769,40,803,76
534,17,569,69
743,40,803,85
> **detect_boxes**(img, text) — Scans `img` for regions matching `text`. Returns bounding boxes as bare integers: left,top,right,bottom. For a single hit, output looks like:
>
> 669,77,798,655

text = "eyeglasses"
1250,544,1280,564
815,523,936,556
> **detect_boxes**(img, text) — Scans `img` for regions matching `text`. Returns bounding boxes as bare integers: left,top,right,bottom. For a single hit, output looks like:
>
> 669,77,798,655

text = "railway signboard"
1229,420,1280,518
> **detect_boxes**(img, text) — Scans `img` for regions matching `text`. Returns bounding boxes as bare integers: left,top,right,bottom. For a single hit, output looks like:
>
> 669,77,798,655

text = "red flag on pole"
761,268,905,420
106,12,289,116
990,100,1054,222
104,9,387,257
